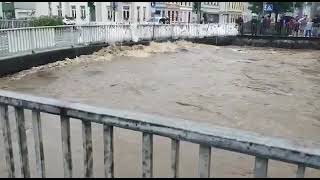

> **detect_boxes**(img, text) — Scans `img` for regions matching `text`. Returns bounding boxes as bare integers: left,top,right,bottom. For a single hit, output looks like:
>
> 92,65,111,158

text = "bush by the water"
31,16,63,27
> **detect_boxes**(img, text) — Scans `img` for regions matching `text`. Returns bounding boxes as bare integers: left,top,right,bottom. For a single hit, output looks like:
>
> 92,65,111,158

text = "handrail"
0,23,238,57
0,23,235,31
0,89,320,173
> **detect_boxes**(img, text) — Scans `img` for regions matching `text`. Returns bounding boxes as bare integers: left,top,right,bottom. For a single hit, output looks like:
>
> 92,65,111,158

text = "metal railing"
0,90,319,178
0,23,238,57
0,20,34,29
240,22,320,37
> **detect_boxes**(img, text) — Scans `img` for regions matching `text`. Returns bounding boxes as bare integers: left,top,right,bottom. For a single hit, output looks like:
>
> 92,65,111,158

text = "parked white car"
63,18,76,25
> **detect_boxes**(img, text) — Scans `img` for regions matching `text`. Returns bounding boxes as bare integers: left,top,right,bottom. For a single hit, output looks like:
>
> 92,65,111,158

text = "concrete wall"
233,35,320,50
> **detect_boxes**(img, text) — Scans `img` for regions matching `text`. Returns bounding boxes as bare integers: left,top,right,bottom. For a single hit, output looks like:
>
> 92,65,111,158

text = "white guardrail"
0,23,237,57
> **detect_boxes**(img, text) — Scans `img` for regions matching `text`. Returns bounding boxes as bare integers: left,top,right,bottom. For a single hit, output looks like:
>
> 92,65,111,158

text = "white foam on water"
3,41,212,81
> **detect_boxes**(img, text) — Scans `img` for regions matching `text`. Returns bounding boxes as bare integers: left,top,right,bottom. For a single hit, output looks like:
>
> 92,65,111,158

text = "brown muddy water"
0,41,320,178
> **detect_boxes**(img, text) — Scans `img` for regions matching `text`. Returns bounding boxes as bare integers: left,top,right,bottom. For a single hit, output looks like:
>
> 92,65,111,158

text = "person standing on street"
236,16,244,35
305,18,313,37
293,18,300,37
298,15,307,37
251,15,258,36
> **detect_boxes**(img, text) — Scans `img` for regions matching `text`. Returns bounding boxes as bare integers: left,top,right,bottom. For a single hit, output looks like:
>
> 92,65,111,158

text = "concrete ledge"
233,35,320,50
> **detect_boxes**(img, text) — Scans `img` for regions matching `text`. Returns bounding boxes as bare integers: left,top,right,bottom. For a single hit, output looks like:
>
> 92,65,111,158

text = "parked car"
63,17,76,25
147,17,170,25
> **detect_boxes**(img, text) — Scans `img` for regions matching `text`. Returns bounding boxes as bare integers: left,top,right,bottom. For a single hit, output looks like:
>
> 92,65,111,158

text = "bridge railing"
0,90,319,178
0,23,237,57
0,20,34,29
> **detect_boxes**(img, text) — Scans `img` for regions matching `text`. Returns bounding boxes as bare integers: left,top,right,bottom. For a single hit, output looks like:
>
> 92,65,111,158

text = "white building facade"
201,2,220,23
35,2,91,24
0,3,3,19
35,2,151,24
219,2,244,23
154,2,193,23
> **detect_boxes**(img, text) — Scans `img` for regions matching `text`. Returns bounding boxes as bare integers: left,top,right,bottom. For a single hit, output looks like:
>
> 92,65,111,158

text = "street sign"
151,2,156,14
264,4,273,12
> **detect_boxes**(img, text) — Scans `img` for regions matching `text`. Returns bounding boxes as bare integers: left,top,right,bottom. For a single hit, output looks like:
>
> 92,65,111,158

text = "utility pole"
48,2,52,17
292,2,296,17
262,2,266,17
58,2,62,17
112,2,116,22
197,2,201,24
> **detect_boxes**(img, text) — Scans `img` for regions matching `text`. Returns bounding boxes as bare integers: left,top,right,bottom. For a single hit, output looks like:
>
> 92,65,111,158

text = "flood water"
0,41,320,177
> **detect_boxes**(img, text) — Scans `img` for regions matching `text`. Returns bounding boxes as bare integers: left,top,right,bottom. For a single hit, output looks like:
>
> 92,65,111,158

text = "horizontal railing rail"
0,90,319,178
0,23,238,57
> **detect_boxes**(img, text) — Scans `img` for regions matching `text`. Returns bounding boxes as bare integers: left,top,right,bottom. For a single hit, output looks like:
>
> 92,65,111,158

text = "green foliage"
248,2,263,14
31,16,63,27
192,2,201,13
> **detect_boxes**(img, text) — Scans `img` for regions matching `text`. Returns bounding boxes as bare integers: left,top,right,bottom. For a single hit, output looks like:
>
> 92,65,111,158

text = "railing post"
254,156,268,178
0,104,15,178
14,107,30,178
31,28,36,52
199,144,211,178
171,139,180,178
32,110,46,178
60,114,73,178
104,124,114,178
82,120,93,178
142,132,153,178
296,164,306,178
71,26,75,47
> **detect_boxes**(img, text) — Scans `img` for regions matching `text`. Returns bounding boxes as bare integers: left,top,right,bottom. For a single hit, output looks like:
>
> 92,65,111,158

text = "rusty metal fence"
0,90,319,178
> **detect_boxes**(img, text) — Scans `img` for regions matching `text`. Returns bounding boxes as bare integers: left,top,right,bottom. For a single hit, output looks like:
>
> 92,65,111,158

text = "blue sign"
264,4,273,12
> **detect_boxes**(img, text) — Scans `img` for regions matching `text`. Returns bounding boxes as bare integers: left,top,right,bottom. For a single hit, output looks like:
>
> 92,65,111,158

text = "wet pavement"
0,41,320,177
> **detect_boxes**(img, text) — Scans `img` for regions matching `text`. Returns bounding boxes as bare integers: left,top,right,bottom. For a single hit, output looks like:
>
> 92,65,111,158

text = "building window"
80,6,86,19
143,7,146,21
162,10,165,17
137,6,140,22
176,11,178,22
188,12,191,23
123,6,130,21
71,5,76,18
172,11,174,22
57,5,62,17
107,7,113,20
168,10,170,20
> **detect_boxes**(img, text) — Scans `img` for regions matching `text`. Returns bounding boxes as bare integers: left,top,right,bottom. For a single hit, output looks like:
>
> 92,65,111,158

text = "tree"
248,2,263,16
193,2,201,23
248,2,303,22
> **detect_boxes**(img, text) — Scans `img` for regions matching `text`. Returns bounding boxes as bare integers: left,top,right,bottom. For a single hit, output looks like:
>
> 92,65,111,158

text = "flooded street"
0,41,320,177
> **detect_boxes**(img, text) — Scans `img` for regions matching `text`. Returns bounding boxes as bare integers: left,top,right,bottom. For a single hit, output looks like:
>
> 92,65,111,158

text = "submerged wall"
231,35,320,50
